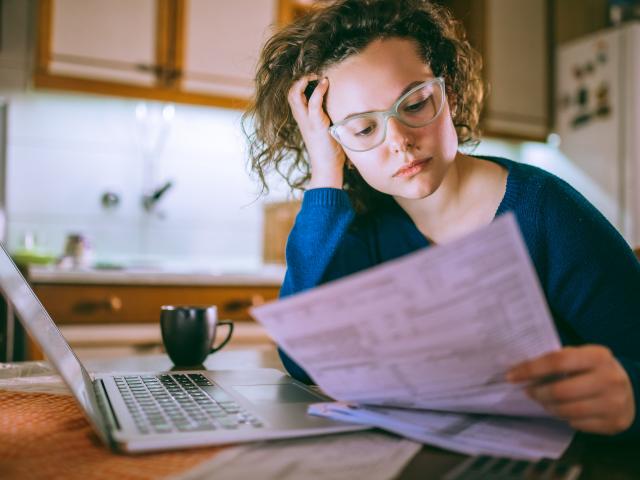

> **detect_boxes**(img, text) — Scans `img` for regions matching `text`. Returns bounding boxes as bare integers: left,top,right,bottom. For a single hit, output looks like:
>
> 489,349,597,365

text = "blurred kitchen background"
0,0,638,361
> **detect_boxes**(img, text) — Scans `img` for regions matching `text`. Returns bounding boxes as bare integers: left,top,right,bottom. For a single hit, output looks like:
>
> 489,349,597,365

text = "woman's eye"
355,124,377,136
404,98,428,113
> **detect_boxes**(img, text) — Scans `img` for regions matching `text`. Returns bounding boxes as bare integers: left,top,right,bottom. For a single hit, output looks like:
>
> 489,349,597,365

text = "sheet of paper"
309,403,573,460
251,213,562,417
0,362,71,396
168,431,421,480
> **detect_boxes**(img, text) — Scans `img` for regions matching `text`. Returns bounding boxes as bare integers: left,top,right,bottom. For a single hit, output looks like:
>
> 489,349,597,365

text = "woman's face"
325,38,459,200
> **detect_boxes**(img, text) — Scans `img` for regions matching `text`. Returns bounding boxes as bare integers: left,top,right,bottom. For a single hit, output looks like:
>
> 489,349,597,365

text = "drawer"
32,284,280,325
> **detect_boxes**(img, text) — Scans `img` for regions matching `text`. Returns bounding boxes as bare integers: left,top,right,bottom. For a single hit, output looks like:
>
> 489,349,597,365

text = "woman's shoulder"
476,155,597,214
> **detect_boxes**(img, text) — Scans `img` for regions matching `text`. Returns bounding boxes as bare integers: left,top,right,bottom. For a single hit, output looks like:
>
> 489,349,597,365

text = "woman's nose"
386,116,416,153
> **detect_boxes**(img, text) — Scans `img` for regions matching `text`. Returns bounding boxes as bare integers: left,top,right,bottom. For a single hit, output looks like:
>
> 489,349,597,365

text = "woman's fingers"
526,369,605,404
287,76,313,120
307,78,328,113
508,345,636,434
507,345,611,382
544,396,604,420
286,74,345,188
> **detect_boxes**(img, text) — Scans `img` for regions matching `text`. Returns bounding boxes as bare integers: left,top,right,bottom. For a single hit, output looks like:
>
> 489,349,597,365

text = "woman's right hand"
288,76,346,189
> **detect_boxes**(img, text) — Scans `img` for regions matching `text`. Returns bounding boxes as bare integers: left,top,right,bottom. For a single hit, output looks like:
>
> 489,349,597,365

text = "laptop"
0,244,366,453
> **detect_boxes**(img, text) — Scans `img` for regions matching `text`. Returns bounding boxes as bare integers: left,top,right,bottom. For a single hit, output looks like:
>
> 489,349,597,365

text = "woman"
243,0,640,437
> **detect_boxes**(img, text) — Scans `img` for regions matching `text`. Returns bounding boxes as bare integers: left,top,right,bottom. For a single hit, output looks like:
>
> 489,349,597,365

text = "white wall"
4,91,291,268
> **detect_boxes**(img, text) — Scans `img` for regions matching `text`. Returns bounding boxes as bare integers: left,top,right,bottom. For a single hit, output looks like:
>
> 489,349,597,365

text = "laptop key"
217,417,240,429
153,425,174,433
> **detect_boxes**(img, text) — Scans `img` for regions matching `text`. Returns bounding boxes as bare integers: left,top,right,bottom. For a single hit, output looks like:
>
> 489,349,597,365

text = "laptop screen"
0,244,110,443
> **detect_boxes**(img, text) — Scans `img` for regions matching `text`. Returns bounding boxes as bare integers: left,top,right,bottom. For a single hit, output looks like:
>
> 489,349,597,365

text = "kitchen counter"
27,263,286,286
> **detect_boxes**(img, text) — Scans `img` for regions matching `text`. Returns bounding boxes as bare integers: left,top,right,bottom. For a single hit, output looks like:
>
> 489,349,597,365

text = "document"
169,431,421,480
251,213,574,458
308,403,573,460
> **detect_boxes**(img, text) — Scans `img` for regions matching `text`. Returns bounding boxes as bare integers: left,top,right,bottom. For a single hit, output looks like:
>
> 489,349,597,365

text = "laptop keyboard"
114,373,264,434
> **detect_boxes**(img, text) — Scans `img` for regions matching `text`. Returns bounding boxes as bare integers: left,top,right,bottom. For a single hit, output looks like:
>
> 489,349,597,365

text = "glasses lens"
333,79,444,152
333,114,385,152
397,80,444,128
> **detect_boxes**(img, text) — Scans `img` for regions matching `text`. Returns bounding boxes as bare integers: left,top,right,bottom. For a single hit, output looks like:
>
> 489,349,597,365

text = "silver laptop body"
0,244,366,453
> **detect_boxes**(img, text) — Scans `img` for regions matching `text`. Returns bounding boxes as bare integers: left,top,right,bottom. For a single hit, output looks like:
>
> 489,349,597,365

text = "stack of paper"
251,213,575,460
308,403,573,460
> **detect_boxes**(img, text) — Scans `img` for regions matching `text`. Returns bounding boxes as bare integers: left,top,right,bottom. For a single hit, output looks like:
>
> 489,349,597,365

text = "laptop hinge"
93,379,121,445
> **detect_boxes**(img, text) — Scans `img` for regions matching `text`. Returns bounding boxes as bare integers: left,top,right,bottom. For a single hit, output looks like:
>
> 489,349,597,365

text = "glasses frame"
329,77,446,152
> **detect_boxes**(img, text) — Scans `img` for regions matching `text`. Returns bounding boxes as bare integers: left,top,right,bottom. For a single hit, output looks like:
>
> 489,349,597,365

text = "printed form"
251,213,574,458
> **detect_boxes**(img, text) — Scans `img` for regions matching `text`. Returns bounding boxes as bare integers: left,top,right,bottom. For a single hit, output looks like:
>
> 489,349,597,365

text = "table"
5,348,640,479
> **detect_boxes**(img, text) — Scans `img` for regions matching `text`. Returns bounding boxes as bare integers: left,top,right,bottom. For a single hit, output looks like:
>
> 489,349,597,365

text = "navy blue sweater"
278,156,640,435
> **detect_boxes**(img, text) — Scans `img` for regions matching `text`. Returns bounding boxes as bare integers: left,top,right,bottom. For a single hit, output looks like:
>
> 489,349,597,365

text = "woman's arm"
278,187,375,383
280,188,356,296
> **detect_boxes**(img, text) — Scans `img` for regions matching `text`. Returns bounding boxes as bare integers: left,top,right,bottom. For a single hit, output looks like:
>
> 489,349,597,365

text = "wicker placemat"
0,390,223,480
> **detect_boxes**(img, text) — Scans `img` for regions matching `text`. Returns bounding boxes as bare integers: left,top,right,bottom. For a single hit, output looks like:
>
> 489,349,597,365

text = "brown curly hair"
242,0,483,214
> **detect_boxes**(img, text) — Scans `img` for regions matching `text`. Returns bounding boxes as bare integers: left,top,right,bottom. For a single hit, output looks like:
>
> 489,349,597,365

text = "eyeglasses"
329,77,446,152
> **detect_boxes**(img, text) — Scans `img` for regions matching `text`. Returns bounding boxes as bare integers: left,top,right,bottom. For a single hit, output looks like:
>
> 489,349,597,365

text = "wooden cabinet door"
32,283,280,324
179,0,278,100
482,0,550,141
43,0,160,86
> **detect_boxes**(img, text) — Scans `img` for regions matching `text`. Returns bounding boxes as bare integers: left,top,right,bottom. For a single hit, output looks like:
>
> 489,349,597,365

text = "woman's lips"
393,157,432,177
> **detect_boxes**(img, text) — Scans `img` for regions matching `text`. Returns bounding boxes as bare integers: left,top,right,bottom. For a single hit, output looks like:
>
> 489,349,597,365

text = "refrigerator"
555,21,640,247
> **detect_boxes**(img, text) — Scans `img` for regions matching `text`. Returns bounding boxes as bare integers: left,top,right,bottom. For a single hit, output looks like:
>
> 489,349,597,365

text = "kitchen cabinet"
482,0,551,140
439,0,552,141
0,0,37,91
554,0,609,45
32,282,279,325
180,0,279,99
39,0,159,87
33,0,295,109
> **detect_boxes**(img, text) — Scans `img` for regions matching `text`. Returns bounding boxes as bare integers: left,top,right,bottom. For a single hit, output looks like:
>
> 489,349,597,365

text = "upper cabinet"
42,0,158,86
482,0,550,140
180,0,278,99
34,0,283,109
439,0,551,141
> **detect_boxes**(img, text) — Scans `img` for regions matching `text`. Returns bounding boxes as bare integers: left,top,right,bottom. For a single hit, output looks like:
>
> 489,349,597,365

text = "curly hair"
242,0,484,214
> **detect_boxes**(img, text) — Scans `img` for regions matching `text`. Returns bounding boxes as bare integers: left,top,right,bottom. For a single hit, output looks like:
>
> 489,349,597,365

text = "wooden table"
7,348,640,479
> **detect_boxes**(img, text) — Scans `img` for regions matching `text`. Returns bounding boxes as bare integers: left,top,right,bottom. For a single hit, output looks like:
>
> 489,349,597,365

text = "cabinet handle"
136,64,182,83
107,296,123,312
135,63,162,75
222,295,265,313
73,296,123,314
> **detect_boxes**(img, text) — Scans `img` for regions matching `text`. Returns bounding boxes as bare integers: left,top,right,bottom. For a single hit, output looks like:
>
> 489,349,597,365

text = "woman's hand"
507,345,635,435
287,76,346,189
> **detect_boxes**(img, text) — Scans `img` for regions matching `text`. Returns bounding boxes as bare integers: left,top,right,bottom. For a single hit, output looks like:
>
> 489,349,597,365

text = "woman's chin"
391,179,439,200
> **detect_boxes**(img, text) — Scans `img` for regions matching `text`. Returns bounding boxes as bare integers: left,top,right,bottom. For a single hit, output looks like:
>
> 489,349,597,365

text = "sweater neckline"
395,155,520,247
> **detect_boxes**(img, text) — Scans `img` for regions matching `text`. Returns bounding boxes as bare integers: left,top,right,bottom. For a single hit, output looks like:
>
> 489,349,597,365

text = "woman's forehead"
324,38,434,120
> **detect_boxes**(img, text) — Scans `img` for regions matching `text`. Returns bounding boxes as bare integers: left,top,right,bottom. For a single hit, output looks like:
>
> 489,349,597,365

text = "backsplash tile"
3,91,288,265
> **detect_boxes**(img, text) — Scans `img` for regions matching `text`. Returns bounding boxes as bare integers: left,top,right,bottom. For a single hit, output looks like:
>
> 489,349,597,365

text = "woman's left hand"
506,345,636,435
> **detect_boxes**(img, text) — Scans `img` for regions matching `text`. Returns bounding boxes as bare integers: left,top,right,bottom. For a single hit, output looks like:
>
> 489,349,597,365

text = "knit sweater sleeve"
539,176,640,436
277,188,374,384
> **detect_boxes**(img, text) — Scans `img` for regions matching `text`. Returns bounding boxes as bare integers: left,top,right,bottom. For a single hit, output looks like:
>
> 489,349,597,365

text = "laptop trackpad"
232,384,324,404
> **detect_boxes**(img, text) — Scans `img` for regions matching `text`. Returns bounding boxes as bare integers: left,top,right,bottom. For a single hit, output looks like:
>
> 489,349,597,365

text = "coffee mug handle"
210,320,234,353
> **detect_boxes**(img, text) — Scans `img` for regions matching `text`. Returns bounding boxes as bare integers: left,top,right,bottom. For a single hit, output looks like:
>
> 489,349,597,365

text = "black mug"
160,305,234,367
